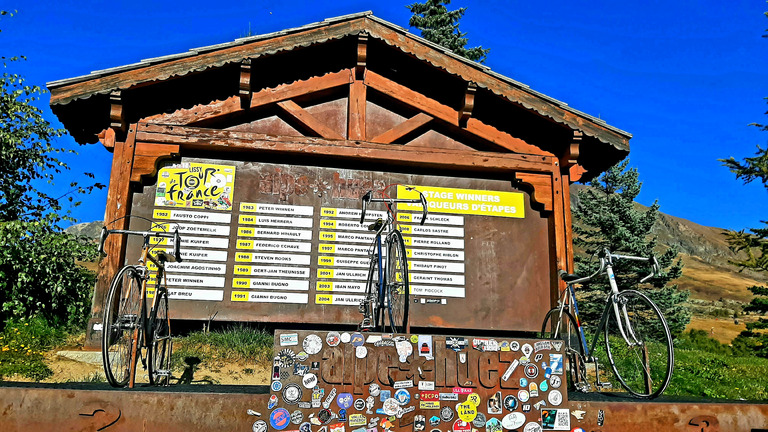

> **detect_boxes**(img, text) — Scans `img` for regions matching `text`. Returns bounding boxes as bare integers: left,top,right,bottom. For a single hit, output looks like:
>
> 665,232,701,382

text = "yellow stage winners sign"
155,163,236,211
397,185,524,218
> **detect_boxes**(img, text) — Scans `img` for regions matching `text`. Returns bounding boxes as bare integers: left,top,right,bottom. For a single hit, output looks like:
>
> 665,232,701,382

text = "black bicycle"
358,185,428,333
99,217,181,388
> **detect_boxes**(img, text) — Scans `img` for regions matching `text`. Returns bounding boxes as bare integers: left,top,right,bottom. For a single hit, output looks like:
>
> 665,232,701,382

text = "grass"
0,317,66,381
171,325,274,371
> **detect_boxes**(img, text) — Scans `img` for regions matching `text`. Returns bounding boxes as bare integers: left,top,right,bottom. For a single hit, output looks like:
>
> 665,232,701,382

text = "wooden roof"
48,12,630,178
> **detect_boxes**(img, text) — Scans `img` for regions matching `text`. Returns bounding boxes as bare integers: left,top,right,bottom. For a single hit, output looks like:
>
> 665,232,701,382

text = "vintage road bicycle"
358,185,428,333
99,217,182,388
541,248,674,398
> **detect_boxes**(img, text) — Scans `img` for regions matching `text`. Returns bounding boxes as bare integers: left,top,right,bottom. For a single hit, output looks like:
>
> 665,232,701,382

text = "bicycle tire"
147,288,172,386
603,289,674,398
102,266,143,388
541,308,586,390
360,253,380,330
385,230,409,333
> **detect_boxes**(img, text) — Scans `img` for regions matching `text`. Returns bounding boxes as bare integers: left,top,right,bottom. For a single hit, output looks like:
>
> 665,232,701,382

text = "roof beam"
276,100,345,140
371,113,433,144
364,71,552,156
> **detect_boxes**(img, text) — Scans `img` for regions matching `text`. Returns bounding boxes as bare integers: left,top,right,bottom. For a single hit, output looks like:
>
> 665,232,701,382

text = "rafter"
371,113,433,144
277,100,345,140
364,71,552,156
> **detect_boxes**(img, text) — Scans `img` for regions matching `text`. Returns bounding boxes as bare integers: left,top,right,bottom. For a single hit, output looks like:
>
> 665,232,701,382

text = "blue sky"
3,1,767,230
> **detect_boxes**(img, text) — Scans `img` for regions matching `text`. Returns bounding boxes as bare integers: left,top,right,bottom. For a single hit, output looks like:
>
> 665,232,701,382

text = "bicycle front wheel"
385,230,409,333
541,308,586,390
604,290,674,398
102,266,143,387
148,288,172,386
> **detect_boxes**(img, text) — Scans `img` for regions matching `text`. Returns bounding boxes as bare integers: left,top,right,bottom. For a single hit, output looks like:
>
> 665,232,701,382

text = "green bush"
172,325,274,370
0,217,98,330
676,329,733,356
0,316,65,381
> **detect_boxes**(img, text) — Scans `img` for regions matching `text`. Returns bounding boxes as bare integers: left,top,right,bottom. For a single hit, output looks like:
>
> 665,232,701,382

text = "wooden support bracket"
355,32,368,80
459,82,477,128
514,172,554,211
109,90,127,135
562,130,586,182
239,59,252,110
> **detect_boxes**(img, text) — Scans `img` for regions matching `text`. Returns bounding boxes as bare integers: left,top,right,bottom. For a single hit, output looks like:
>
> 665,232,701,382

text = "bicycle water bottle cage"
368,219,384,232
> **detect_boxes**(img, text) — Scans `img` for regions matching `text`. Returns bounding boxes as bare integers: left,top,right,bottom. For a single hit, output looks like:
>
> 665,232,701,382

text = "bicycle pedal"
598,382,613,389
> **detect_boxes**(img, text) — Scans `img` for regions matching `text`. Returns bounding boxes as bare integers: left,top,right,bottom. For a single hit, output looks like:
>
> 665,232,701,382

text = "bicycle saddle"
155,250,177,263
368,218,384,232
558,270,580,282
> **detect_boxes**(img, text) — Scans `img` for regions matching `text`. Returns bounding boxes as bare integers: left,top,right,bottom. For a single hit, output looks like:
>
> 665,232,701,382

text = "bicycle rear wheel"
541,308,586,390
385,230,409,333
604,290,674,398
148,288,172,386
102,266,143,387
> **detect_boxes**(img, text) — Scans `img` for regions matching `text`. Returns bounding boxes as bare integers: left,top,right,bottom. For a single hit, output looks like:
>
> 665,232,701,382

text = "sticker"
394,380,414,389
270,408,291,431
548,390,563,406
349,414,367,427
549,375,561,389
524,364,539,379
551,341,563,351
318,409,333,425
338,410,348,422
429,416,440,426
283,384,303,404
300,423,311,432
540,380,549,392
501,359,519,382
466,393,481,407
351,332,365,347
487,391,502,415
541,409,570,430
523,422,542,432
396,340,414,362
453,420,471,432
598,409,605,427
484,417,502,432
272,381,283,392
337,393,353,410
534,353,543,362
533,400,546,411
312,388,323,408
410,335,419,344
303,334,323,354
420,401,440,410
380,418,393,431
519,378,528,387
456,401,477,422
519,356,529,365
369,383,381,397
281,333,299,346
323,389,338,410
472,338,499,352
472,412,486,428
380,390,391,402
510,341,520,352
549,354,564,375
421,391,439,402
341,332,351,343
446,337,468,352
374,339,395,347
298,402,311,409
418,335,434,358
458,352,467,364
354,398,365,411
365,396,375,414
521,343,533,358
452,388,473,395
330,423,345,432
440,406,454,422
522,404,531,413
500,341,510,351
300,373,317,389
366,335,383,344
294,364,310,376
278,349,297,367
529,382,539,398
418,381,435,391
382,398,400,416
517,390,530,403
395,389,411,405
327,332,341,347
291,410,304,424
534,341,552,352
296,352,309,362
501,413,525,430
414,415,426,432
268,394,278,409
503,395,518,411
356,345,368,358
253,420,268,432
439,393,459,401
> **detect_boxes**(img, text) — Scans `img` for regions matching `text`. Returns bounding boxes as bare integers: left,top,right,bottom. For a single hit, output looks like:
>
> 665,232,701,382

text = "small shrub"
172,325,273,371
0,317,64,381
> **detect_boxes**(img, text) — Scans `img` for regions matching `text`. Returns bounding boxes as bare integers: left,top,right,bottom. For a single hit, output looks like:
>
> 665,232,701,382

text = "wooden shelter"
48,12,630,342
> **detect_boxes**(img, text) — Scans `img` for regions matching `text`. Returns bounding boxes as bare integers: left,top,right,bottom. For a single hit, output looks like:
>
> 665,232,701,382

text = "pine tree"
407,0,490,63
719,7,768,359
572,159,689,337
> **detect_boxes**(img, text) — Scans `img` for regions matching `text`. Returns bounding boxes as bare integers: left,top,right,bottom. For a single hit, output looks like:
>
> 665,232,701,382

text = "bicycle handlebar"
559,248,659,285
359,188,429,226
98,227,183,263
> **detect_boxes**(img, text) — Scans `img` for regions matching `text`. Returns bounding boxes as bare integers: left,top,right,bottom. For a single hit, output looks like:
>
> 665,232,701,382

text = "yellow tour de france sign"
397,185,524,218
154,162,236,211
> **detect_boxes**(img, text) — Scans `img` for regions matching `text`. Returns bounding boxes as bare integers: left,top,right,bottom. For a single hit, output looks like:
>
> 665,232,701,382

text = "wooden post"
86,125,137,347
